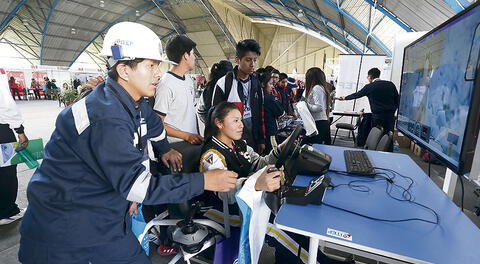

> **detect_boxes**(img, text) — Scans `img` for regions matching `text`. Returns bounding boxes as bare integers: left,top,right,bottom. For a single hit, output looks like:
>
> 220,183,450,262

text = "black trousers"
372,112,395,133
33,89,41,99
306,120,332,145
356,113,373,147
372,112,395,151
0,124,20,219
11,88,21,100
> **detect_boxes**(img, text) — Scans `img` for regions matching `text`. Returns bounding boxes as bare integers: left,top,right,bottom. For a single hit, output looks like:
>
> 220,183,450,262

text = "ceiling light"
71,28,76,34
136,10,140,17
22,20,29,26
100,1,105,8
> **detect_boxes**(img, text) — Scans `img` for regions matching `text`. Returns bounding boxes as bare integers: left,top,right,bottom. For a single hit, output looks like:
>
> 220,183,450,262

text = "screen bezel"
397,2,480,174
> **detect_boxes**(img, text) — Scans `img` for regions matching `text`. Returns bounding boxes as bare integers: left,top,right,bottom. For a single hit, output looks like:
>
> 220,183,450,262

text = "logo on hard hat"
114,39,134,46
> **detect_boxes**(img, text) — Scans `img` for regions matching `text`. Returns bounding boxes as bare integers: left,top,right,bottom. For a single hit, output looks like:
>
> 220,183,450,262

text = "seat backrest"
376,131,393,152
169,141,202,173
364,126,383,150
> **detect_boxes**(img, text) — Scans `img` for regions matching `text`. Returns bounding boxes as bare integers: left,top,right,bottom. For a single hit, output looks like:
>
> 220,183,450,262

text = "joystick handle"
267,167,279,173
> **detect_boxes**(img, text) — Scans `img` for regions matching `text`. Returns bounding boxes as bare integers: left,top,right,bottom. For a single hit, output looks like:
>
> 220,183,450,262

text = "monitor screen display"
397,4,480,171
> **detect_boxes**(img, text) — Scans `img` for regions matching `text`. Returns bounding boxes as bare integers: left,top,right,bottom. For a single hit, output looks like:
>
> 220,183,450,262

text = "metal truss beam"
0,0,27,31
247,13,360,54
363,0,413,32
40,0,59,64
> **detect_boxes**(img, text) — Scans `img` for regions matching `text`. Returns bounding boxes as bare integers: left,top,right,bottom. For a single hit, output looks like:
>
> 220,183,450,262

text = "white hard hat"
101,21,176,65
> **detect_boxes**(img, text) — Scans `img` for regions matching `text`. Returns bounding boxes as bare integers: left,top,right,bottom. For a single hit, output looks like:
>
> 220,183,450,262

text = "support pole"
443,168,458,199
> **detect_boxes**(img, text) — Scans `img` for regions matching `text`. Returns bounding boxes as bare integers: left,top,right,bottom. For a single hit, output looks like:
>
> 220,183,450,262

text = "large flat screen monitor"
397,2,480,174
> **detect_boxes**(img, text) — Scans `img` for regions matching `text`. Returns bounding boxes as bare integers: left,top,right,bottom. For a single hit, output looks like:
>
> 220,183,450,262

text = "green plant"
61,89,78,103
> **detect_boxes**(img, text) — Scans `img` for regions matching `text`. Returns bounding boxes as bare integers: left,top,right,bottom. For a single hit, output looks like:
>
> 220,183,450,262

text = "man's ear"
116,63,129,81
235,56,240,65
181,52,189,63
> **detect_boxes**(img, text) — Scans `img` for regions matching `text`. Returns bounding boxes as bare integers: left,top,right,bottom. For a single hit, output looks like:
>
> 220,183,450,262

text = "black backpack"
200,71,234,120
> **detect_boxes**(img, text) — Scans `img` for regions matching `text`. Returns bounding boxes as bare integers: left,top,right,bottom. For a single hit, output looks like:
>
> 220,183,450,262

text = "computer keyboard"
343,150,375,176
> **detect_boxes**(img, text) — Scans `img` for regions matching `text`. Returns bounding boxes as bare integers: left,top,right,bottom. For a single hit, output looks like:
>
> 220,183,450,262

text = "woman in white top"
304,67,332,145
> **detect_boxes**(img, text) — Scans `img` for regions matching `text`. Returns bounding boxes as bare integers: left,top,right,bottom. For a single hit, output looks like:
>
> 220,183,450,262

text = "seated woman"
200,102,353,264
200,101,282,205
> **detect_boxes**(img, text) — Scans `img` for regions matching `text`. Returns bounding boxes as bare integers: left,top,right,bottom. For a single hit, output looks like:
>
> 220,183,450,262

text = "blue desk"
275,145,480,264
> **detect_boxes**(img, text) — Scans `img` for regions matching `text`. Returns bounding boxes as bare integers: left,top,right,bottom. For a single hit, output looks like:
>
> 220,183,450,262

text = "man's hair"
236,39,261,58
107,58,144,81
258,71,272,88
368,68,381,79
166,35,197,64
264,65,275,72
279,73,288,80
271,69,280,75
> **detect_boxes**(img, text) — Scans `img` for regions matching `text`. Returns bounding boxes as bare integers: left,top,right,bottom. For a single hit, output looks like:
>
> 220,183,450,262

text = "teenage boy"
275,73,295,115
271,69,280,87
154,35,203,145
18,22,237,264
211,39,265,153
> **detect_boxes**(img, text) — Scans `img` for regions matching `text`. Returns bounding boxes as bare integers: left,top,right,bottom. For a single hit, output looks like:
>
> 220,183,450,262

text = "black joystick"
267,167,279,173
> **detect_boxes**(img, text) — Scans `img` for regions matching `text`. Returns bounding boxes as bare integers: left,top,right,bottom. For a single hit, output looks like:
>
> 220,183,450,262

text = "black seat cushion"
335,123,355,130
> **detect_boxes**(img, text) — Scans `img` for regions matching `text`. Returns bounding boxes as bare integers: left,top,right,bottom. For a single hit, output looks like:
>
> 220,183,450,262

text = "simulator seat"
139,142,224,264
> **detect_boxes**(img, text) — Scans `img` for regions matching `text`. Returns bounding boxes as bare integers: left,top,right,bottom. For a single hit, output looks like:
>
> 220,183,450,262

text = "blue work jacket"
20,77,204,247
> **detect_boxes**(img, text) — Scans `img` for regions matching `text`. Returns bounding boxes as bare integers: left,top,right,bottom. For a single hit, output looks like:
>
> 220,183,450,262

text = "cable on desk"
374,167,439,224
322,202,438,225
327,168,439,224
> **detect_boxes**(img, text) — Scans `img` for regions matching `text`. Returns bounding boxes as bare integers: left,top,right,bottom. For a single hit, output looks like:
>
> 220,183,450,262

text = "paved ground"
1,99,479,264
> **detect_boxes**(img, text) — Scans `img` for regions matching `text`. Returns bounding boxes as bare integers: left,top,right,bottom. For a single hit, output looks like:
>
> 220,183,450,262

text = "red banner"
32,72,48,86
7,71,26,90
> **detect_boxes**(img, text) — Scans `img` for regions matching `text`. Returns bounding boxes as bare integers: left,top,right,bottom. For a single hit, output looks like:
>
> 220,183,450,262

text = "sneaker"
0,208,25,225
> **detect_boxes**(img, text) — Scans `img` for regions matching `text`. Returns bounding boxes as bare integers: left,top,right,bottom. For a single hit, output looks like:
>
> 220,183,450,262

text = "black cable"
296,245,302,264
428,151,431,178
374,167,439,223
322,202,438,224
458,171,465,212
327,168,439,224
425,151,463,212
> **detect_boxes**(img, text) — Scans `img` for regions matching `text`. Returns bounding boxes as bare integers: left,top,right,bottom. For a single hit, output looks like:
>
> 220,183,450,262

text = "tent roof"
0,0,475,68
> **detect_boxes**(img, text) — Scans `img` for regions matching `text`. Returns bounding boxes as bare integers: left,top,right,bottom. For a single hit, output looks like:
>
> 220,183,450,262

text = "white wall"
334,55,387,122
390,32,427,89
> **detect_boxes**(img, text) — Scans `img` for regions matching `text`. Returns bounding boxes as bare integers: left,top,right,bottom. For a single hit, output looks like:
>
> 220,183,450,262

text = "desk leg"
308,237,319,264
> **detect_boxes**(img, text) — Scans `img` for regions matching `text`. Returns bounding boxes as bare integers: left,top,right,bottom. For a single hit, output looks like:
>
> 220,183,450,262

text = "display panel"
397,3,480,173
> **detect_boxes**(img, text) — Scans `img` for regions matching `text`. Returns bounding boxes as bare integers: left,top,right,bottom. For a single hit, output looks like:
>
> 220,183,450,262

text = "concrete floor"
1,99,479,264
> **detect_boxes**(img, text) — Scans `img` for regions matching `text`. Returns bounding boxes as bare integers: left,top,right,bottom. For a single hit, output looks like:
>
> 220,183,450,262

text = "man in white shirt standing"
0,68,29,225
152,35,204,256
154,35,203,146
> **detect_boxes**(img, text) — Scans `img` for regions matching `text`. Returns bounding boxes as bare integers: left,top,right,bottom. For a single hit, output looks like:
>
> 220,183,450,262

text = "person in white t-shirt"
154,35,203,145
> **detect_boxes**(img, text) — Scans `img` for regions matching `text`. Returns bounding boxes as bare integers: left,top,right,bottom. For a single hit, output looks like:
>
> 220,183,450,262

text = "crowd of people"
8,76,61,100
0,20,399,264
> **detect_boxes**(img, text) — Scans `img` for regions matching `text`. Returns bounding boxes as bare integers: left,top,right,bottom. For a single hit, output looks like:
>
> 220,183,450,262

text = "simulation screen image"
397,5,480,168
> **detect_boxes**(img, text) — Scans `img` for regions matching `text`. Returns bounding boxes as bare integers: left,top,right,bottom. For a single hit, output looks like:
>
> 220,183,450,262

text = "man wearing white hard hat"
18,22,238,263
